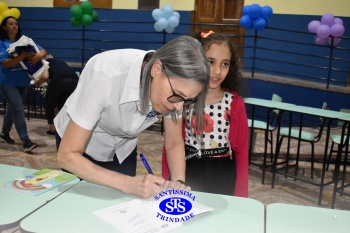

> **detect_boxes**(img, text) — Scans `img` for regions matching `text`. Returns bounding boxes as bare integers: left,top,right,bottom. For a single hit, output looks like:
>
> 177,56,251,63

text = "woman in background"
0,16,47,152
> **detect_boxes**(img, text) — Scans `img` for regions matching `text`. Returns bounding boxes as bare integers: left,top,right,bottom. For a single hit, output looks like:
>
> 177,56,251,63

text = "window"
138,0,159,10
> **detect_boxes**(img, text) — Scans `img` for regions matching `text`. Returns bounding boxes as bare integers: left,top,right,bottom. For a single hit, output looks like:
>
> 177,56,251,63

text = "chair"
326,108,350,171
248,93,282,184
274,101,328,180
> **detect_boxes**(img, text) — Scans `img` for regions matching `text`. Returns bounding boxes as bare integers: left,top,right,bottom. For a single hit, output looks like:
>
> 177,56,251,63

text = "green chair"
248,93,282,184
275,101,328,179
326,108,350,171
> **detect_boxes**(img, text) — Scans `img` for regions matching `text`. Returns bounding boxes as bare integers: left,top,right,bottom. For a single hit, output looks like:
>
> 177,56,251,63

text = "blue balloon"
162,4,174,19
173,11,180,19
152,9,163,21
239,15,252,29
261,6,273,19
253,17,267,30
249,4,262,19
154,22,163,32
168,16,179,27
157,17,168,30
165,25,175,33
242,5,250,15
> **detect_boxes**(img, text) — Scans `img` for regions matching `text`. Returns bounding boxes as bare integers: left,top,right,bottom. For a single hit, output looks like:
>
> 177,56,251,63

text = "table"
0,164,80,231
271,105,350,205
266,203,350,233
20,181,265,233
331,115,350,208
244,97,296,184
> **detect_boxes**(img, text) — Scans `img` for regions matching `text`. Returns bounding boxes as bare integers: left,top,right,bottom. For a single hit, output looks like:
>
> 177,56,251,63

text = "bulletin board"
54,0,112,9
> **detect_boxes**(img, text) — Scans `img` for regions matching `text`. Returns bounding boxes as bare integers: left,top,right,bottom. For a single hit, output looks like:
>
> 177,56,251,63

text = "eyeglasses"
162,63,197,106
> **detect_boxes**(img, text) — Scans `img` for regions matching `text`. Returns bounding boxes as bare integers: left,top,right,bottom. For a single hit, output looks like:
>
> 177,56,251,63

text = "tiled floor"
1,117,350,232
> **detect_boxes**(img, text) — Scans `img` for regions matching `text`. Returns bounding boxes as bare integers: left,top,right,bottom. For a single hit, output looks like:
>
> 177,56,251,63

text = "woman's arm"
1,51,31,68
28,48,47,66
163,116,186,182
58,120,167,198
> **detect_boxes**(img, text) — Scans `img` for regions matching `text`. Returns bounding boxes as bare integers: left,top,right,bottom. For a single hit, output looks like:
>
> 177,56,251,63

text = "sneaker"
0,133,15,145
45,130,56,136
23,140,38,152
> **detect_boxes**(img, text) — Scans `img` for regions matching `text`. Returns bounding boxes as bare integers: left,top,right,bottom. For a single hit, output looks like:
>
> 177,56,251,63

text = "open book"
0,169,77,196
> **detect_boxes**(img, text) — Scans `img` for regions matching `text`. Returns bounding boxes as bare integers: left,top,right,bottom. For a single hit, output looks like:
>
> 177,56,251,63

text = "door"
192,0,245,63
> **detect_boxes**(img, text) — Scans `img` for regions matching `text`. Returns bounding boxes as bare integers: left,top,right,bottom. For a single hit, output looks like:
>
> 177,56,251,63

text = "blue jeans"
0,85,29,142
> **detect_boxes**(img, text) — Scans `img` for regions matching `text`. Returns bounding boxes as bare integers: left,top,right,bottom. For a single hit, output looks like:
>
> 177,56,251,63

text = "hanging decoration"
152,4,180,33
239,4,273,30
70,1,98,27
308,13,345,46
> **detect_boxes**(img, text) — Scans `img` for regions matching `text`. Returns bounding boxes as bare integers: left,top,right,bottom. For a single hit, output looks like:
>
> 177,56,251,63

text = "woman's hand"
27,52,42,66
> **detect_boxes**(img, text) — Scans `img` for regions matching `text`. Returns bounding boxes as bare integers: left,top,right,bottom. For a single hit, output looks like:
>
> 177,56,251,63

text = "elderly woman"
55,35,210,198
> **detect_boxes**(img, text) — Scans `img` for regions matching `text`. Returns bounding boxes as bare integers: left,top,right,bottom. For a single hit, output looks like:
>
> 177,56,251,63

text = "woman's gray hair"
140,35,210,135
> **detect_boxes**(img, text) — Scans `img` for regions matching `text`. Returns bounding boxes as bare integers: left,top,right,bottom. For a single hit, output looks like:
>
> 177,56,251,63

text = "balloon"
330,23,345,37
253,17,267,30
242,5,250,15
314,36,326,45
327,36,341,46
9,8,20,19
157,17,168,30
249,4,261,19
334,18,343,25
239,15,252,29
154,22,163,32
173,11,180,19
317,25,330,39
321,13,335,27
70,17,81,27
80,1,93,14
165,25,175,33
261,6,273,19
162,4,174,18
0,2,9,14
70,5,83,18
1,10,12,19
81,14,93,26
91,11,98,21
307,20,321,33
168,16,179,27
152,9,163,21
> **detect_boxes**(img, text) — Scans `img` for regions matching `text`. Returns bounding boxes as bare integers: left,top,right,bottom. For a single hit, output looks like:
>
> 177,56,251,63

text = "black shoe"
23,140,38,152
46,130,56,136
0,133,15,145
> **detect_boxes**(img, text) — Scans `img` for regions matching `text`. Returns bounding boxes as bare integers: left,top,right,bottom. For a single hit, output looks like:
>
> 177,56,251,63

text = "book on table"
0,169,77,196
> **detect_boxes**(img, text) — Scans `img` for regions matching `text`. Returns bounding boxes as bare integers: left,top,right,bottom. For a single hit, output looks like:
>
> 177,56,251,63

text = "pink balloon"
317,25,330,39
308,20,321,33
334,18,343,25
321,13,335,27
327,36,341,46
315,36,326,45
330,23,345,37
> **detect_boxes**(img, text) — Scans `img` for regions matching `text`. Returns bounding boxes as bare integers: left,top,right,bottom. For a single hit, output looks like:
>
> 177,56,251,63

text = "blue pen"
140,153,153,174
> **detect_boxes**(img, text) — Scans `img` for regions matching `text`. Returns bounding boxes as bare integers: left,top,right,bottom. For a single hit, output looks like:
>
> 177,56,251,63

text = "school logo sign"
154,189,196,223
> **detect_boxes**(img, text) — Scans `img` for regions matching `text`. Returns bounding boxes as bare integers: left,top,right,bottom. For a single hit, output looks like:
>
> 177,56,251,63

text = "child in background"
162,31,249,197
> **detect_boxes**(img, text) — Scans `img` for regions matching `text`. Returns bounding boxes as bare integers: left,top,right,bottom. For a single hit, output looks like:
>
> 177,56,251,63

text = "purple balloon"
321,13,335,27
334,17,343,25
317,25,330,39
330,23,345,37
327,36,341,46
308,20,321,33
314,36,326,45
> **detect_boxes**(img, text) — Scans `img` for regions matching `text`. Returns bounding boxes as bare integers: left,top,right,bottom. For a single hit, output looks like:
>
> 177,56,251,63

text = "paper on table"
93,198,214,233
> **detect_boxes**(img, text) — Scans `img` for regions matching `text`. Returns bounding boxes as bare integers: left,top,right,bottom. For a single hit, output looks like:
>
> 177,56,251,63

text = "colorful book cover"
0,169,77,196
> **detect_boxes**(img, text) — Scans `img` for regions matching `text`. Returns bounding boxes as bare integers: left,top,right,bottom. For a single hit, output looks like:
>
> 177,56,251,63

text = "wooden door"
192,0,245,63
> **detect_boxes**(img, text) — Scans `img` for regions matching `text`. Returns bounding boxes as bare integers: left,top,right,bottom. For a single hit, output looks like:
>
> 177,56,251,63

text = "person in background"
34,57,79,135
162,31,249,197
0,16,47,152
54,35,210,198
